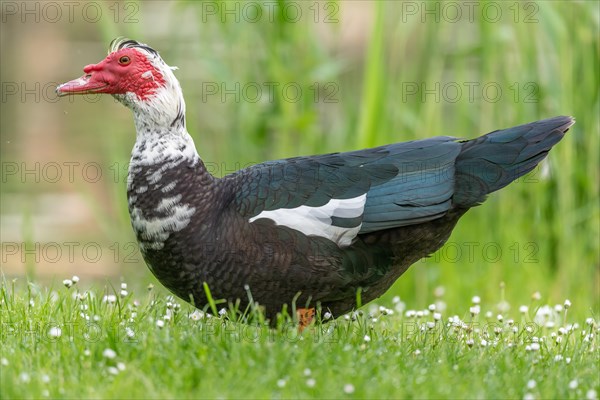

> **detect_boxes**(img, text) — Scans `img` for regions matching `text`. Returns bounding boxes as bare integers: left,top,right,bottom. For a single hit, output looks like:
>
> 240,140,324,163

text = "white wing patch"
249,194,367,247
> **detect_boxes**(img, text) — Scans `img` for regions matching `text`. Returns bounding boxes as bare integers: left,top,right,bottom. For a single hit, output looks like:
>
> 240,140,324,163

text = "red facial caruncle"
57,48,166,100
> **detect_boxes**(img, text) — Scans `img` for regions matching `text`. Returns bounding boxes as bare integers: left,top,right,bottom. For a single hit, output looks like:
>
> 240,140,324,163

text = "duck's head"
57,38,185,130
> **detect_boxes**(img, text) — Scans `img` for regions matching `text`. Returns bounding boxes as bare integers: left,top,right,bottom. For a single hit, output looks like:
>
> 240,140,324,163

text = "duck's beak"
56,73,109,97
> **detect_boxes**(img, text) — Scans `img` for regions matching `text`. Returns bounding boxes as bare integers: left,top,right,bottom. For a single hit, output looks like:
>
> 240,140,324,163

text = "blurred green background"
1,1,598,316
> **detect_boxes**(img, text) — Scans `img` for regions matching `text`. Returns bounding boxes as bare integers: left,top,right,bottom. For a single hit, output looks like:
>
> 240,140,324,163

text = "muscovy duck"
57,38,574,324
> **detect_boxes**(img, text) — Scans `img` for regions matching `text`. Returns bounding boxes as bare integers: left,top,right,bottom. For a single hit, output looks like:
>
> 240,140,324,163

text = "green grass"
1,278,598,399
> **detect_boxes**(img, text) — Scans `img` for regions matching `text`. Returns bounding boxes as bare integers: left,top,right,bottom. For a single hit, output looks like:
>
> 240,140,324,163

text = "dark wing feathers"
230,137,463,230
229,116,572,237
360,140,461,231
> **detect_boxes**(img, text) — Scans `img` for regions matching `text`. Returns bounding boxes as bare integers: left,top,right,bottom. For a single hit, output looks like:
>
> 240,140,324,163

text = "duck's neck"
130,121,199,169
120,90,200,168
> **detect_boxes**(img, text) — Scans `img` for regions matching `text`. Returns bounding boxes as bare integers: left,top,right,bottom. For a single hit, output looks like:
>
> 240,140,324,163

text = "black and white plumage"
57,39,574,321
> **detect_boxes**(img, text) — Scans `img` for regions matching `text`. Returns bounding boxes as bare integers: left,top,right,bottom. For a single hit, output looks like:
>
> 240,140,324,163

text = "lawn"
1,278,598,398
0,1,599,398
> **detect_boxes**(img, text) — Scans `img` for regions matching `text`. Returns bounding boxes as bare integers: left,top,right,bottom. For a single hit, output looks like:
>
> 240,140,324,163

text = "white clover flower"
306,378,316,388
414,349,421,355
343,383,355,394
107,366,119,375
102,295,117,304
405,310,416,318
523,393,535,400
117,362,126,371
527,380,536,389
1,358,8,366
392,296,401,304
48,326,62,338
564,299,571,309
120,289,128,297
570,323,579,331
156,320,165,329
512,327,519,334
485,311,493,318
303,368,312,376
120,282,127,290
569,380,578,390
497,314,503,322
363,335,371,342
428,304,436,311
19,372,31,383
416,310,424,318
379,306,392,316
125,327,135,338
558,327,567,335
519,305,529,314
554,354,563,362
41,374,50,384
323,311,332,320
586,318,595,326
480,339,488,347
63,279,73,288
71,275,79,283
83,349,91,357
277,379,286,388
472,296,481,304
189,310,204,321
566,357,571,364
466,339,474,347
427,322,435,330
469,306,480,316
102,348,116,359
586,389,598,400
433,312,442,321
530,343,540,351
531,291,541,301
554,304,563,313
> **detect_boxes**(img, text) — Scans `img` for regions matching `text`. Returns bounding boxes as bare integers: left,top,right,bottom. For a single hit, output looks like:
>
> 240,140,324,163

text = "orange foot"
297,308,316,332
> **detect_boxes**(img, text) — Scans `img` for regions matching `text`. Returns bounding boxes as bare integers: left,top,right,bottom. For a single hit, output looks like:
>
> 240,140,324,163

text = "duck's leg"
297,308,316,332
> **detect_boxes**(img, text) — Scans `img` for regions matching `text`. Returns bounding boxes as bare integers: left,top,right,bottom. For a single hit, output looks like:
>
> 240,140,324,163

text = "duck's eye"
119,56,131,65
